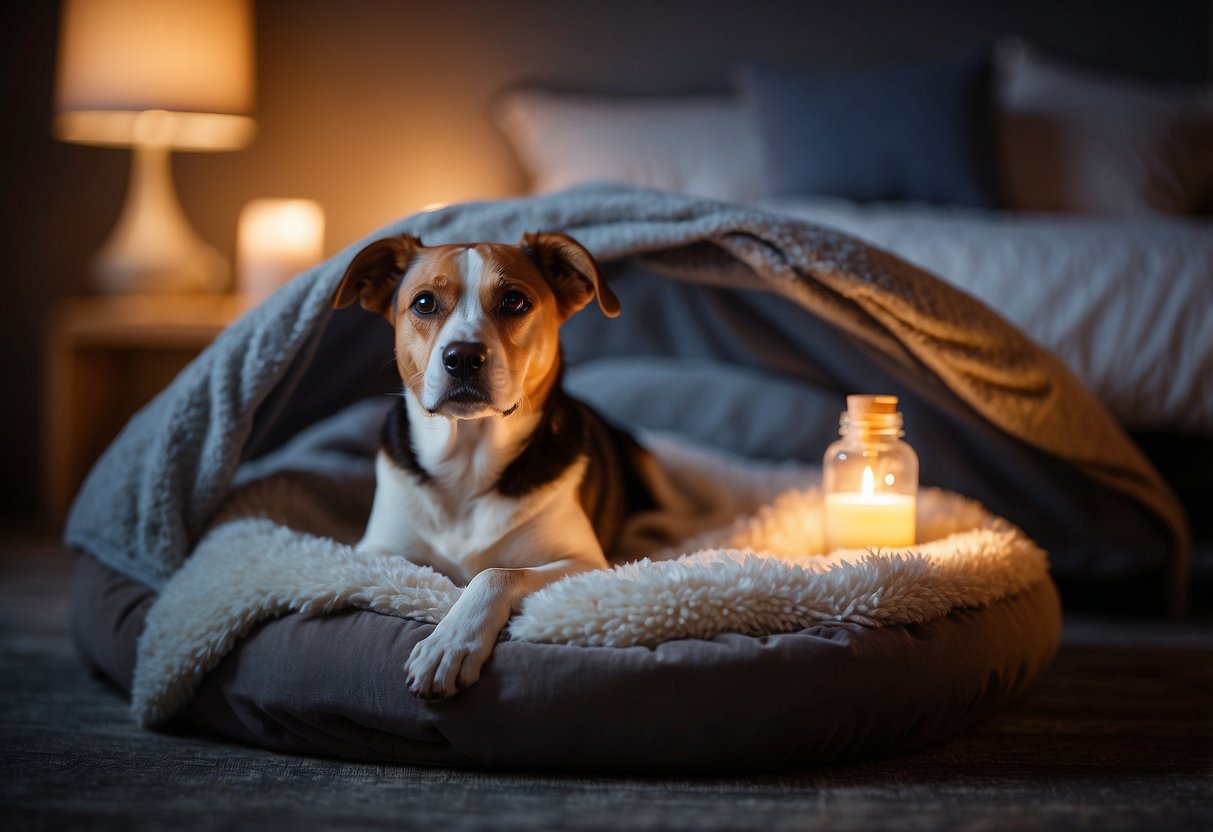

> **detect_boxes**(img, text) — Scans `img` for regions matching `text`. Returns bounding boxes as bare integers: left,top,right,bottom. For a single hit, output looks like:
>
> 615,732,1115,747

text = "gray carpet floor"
2,535,1210,831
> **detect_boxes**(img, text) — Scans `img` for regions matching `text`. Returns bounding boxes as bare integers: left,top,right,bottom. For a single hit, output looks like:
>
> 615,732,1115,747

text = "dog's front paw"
405,624,495,700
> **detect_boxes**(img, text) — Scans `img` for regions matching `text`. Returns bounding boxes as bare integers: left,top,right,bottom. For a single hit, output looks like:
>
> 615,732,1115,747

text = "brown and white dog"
332,231,652,700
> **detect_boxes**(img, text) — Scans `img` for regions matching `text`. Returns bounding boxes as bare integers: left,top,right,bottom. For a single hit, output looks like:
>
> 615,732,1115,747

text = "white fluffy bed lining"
131,438,1049,727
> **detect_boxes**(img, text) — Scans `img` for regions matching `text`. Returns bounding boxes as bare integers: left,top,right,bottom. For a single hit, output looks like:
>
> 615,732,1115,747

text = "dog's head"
332,231,619,419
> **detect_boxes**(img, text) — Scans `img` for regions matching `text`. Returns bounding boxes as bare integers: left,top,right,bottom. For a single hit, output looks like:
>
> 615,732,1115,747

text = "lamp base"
91,141,230,294
92,240,229,295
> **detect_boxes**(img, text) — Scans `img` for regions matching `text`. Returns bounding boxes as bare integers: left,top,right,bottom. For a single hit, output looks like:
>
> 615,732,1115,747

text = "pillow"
996,38,1213,215
493,89,764,201
737,53,1000,208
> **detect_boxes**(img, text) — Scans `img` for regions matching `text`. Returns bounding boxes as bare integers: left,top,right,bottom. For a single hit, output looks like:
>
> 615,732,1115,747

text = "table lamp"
53,0,256,294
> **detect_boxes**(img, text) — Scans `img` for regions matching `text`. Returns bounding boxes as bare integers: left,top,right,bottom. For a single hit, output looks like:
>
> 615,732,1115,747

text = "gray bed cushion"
71,553,1060,773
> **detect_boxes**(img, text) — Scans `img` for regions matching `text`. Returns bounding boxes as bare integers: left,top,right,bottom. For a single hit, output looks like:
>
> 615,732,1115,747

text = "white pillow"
996,38,1213,215
494,89,764,201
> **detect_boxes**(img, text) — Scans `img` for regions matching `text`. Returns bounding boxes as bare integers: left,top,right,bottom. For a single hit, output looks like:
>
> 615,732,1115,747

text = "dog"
332,231,653,700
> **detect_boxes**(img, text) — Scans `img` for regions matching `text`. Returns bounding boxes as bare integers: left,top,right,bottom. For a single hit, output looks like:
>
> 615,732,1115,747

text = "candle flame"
862,465,875,496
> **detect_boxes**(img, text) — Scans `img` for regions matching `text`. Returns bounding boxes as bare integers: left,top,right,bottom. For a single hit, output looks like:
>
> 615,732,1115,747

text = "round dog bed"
68,393,1063,774
62,187,1179,773
71,550,1060,773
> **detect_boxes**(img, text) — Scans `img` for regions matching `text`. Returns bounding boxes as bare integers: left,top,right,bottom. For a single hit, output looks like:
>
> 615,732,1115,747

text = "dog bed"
65,186,1182,772
71,424,1061,771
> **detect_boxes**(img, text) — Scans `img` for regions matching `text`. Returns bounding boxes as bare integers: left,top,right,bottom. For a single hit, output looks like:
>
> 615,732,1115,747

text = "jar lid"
840,394,903,435
847,394,898,417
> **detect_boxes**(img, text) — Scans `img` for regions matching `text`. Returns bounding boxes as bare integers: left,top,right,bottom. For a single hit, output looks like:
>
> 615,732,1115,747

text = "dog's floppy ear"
331,235,424,319
521,231,620,319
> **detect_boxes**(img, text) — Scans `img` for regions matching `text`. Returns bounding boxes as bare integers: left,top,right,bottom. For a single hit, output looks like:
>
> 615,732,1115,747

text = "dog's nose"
442,341,488,379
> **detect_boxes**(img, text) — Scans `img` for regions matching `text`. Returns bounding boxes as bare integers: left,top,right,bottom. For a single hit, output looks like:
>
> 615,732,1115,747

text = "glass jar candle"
823,395,918,551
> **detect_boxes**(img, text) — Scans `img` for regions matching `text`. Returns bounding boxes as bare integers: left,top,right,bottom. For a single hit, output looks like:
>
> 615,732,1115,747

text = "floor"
2,535,1210,832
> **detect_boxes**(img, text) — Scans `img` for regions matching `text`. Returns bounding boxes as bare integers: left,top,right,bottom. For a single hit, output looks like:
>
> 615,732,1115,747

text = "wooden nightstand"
43,294,246,521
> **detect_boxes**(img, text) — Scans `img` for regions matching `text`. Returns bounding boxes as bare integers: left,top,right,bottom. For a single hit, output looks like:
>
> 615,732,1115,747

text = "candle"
824,467,916,550
822,395,919,552
237,198,324,303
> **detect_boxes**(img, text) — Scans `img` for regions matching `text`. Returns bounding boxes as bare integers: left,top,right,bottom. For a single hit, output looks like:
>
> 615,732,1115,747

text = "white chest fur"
358,448,604,585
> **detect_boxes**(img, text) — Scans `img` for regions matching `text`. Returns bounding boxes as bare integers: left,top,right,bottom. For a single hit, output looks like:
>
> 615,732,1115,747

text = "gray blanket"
64,185,1186,602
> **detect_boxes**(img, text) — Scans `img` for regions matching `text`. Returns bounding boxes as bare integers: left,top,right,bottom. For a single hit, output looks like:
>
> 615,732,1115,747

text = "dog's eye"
410,292,438,316
501,290,532,315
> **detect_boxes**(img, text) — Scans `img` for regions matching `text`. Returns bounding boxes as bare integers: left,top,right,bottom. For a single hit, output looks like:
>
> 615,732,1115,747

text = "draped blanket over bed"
66,185,1187,740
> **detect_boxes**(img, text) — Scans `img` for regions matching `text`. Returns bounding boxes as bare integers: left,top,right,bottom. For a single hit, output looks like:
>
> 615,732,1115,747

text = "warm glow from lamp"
237,200,325,304
54,0,256,293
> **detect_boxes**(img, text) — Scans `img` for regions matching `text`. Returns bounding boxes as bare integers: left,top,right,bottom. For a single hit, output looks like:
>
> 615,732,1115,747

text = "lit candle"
822,395,919,552
237,198,325,303
824,466,916,550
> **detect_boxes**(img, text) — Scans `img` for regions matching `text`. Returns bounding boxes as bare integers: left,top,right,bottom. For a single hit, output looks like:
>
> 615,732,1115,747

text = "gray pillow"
738,53,1000,208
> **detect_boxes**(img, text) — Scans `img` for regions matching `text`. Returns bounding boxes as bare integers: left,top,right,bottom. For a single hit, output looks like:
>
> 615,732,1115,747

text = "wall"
1,0,1210,523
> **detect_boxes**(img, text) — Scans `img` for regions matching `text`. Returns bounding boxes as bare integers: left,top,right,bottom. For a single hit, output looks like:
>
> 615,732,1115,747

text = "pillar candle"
237,199,324,303
823,491,916,551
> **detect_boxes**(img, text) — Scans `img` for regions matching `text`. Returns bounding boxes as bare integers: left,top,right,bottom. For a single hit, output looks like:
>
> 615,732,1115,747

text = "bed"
495,36,1213,606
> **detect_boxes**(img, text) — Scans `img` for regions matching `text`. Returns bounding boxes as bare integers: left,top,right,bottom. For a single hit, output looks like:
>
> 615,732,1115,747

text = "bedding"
494,89,763,202
492,50,1212,443
560,277,1184,609
65,185,1183,594
759,197,1213,436
64,185,1185,767
738,53,999,208
497,42,1213,219
995,38,1213,216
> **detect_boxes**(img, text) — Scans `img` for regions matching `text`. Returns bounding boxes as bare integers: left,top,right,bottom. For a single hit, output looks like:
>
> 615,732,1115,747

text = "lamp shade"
54,0,255,150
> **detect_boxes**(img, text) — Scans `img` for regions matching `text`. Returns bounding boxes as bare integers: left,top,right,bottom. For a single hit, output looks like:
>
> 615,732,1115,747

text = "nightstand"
43,294,245,521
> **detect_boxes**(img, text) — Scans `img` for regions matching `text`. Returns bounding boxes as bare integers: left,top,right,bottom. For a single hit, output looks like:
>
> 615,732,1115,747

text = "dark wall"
1,0,1210,523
